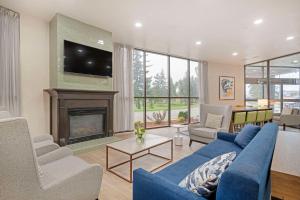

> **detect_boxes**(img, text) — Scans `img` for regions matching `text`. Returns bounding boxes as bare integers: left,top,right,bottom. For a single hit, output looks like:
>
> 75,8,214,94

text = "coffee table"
106,134,173,183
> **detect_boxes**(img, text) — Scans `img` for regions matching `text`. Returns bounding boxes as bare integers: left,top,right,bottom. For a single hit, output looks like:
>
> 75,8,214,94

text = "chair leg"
283,123,286,131
189,140,192,146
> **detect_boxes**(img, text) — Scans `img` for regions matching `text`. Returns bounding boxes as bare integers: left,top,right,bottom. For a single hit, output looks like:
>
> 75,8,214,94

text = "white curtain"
113,43,134,132
0,7,20,116
198,61,208,104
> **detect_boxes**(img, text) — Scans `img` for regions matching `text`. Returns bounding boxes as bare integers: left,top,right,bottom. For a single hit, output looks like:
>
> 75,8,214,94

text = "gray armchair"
0,117,102,200
189,104,232,145
0,111,59,156
277,108,300,130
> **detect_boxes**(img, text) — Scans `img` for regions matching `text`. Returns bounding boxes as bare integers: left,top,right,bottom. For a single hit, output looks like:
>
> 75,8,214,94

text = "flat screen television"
64,40,112,77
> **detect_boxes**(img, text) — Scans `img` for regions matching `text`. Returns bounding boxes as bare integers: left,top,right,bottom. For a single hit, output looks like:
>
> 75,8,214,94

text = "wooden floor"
77,127,300,200
77,128,204,200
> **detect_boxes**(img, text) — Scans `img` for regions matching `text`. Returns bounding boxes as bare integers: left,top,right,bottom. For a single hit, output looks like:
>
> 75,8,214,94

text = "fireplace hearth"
45,89,118,146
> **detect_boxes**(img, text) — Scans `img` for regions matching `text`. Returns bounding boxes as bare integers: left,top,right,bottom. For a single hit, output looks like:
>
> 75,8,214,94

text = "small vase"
136,134,145,144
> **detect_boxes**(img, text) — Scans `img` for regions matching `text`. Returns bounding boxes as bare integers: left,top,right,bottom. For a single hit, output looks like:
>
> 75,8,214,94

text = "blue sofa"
133,123,278,200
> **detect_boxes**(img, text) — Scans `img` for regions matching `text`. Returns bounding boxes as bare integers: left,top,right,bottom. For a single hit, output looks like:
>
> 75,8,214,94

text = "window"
133,49,201,128
245,62,268,107
244,53,300,114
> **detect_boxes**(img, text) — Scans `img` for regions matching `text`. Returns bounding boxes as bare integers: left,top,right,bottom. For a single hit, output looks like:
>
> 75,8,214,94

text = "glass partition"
245,53,300,114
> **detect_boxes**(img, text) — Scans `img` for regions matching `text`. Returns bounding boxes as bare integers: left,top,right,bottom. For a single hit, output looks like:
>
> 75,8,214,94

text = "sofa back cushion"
216,123,278,200
234,125,261,148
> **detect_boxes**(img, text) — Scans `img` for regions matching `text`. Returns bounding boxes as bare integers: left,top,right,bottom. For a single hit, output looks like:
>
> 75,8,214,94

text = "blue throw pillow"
234,124,261,148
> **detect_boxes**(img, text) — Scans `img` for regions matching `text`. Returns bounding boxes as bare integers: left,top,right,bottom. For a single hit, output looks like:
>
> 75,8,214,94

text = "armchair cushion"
234,125,261,148
205,113,223,129
191,127,217,139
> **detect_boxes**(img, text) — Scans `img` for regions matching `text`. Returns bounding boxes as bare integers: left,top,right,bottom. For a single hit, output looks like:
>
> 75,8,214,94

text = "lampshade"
257,99,268,107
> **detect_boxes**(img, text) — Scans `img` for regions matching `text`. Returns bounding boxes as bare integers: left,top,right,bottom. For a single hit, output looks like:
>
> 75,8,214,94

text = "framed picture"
219,76,235,100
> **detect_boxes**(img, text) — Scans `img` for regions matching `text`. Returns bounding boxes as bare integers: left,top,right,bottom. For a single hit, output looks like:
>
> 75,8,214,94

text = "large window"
133,50,200,128
245,53,300,114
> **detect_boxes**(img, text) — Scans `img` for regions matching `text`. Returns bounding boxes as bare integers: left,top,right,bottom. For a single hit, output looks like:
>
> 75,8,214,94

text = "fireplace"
68,108,107,144
45,89,118,146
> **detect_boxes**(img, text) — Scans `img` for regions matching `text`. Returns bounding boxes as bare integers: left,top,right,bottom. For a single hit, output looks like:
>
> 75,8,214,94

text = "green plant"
134,121,145,143
178,111,188,121
177,116,186,123
146,111,167,124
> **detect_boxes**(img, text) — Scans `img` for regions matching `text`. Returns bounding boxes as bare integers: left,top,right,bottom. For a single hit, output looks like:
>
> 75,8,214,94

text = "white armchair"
0,111,59,156
189,104,232,145
0,117,103,200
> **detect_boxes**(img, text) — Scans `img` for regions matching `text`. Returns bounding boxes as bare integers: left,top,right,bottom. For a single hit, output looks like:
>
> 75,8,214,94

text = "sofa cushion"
234,125,261,148
195,139,242,159
156,153,211,184
179,152,236,197
205,113,223,129
190,127,217,139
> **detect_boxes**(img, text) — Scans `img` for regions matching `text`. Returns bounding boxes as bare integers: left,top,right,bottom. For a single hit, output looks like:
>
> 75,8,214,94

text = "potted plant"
134,121,145,143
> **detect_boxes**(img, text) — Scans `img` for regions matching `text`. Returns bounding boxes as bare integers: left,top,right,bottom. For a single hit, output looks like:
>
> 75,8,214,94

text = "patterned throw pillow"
178,152,236,197
205,113,223,129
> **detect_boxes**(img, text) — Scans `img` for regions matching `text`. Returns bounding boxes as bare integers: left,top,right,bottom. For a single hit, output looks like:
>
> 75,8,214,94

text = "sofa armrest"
217,132,236,143
133,168,203,200
280,115,300,125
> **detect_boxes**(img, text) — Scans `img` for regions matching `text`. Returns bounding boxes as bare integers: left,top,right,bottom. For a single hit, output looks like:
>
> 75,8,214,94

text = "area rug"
67,136,122,155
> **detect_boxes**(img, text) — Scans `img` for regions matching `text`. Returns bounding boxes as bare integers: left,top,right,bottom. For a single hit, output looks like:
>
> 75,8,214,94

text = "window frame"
133,49,201,129
244,52,300,114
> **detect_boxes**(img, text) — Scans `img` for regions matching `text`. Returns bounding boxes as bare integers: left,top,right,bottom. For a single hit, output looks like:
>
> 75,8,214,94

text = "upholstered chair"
0,111,59,156
188,104,232,145
0,117,102,200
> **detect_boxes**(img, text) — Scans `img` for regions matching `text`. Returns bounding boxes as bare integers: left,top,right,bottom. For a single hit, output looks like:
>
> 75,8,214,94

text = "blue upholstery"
217,132,237,143
157,153,210,184
133,123,278,200
234,124,261,148
194,139,242,159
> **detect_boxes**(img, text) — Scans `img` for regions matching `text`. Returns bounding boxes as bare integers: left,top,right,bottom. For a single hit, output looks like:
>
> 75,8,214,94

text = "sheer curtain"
113,43,134,132
199,61,208,104
0,7,20,116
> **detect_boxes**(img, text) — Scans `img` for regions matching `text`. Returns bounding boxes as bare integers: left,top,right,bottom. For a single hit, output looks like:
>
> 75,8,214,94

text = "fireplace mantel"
45,88,118,146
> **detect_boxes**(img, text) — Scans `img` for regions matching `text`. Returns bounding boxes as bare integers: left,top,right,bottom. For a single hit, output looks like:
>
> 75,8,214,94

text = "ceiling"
1,0,300,65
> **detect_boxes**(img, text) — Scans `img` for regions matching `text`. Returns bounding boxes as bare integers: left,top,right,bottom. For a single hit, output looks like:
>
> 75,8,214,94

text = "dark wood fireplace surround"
45,88,118,146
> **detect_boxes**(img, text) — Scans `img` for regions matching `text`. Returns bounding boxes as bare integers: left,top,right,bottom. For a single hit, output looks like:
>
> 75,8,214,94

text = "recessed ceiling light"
77,49,83,53
195,41,202,45
87,61,93,65
286,36,295,41
292,60,299,64
232,52,238,56
97,40,104,45
135,22,143,28
253,18,263,25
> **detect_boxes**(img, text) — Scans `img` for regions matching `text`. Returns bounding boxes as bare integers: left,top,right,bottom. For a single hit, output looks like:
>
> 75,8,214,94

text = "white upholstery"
0,111,59,157
0,117,102,200
189,104,232,144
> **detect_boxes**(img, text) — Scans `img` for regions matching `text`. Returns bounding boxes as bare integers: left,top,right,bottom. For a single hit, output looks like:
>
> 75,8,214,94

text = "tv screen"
64,40,112,77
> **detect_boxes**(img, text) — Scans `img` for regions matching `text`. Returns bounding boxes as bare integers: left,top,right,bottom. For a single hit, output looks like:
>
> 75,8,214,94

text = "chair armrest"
217,132,236,143
42,164,102,199
32,134,54,143
133,168,204,200
34,141,60,157
188,123,203,129
38,147,73,165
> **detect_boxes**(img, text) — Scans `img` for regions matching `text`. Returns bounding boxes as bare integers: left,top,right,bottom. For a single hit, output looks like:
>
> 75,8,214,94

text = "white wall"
20,14,50,136
207,62,244,106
